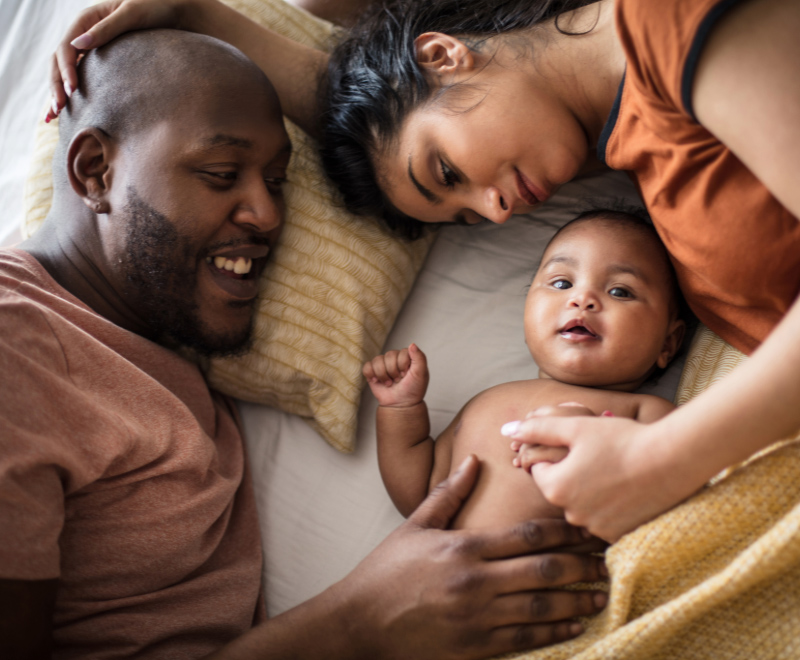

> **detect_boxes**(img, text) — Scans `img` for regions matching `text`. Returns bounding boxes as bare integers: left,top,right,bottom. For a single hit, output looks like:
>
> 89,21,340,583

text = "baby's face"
524,219,683,390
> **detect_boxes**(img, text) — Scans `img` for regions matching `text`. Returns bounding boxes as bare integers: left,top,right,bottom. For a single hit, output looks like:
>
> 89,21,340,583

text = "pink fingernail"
501,420,521,436
601,410,614,417
71,33,93,49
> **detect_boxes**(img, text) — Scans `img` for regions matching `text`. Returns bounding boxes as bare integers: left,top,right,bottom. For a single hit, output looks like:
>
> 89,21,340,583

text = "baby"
363,210,686,530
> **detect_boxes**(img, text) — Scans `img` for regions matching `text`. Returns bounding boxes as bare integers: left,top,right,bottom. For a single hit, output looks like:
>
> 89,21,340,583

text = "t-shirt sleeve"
614,0,751,119
0,300,74,580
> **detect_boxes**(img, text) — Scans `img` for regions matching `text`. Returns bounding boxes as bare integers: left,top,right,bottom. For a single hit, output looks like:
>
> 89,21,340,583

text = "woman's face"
377,63,591,225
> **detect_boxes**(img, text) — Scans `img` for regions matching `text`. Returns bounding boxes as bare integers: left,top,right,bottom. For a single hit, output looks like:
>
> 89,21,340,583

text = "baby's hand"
363,343,430,408
508,403,602,473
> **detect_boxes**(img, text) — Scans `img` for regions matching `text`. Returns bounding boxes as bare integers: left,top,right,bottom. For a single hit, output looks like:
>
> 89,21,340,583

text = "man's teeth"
206,256,253,275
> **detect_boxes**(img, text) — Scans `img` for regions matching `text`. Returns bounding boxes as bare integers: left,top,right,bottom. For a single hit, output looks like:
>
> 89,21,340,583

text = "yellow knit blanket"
512,324,800,660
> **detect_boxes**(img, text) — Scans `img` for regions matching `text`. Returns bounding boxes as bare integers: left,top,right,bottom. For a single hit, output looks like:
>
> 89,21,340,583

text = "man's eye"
440,160,459,189
205,171,237,182
553,279,572,290
265,176,287,190
609,287,632,298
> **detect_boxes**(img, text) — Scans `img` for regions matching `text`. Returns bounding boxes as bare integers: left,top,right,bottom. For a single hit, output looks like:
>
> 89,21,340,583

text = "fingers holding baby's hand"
363,343,430,407
512,444,570,472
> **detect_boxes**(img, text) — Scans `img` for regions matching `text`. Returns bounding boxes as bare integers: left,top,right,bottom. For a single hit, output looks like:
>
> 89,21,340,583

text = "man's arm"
0,579,57,660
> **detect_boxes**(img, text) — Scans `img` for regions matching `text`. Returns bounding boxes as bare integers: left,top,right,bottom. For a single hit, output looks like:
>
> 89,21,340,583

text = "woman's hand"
503,414,700,543
48,0,189,121
49,0,326,134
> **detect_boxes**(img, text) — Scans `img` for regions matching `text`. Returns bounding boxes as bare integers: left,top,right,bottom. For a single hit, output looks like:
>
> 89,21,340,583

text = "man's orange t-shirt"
599,0,800,354
0,249,265,659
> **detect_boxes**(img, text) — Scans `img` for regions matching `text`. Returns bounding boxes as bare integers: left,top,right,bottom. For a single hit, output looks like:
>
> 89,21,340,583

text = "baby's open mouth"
559,319,599,339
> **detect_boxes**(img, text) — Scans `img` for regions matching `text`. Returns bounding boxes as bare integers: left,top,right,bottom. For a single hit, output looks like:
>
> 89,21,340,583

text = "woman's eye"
440,160,459,189
553,279,572,290
609,287,632,298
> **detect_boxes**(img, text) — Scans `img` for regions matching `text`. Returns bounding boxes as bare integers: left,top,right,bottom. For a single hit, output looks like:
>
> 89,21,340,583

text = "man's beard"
120,188,254,358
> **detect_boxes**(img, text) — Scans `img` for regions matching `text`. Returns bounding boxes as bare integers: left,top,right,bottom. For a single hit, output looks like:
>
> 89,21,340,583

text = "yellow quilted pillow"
22,0,434,453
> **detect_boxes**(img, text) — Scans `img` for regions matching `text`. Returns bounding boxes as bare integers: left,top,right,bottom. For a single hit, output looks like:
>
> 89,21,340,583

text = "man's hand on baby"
337,455,609,659
363,343,429,407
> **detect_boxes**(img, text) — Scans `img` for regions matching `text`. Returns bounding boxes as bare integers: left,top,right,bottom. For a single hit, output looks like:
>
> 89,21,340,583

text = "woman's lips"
516,169,549,207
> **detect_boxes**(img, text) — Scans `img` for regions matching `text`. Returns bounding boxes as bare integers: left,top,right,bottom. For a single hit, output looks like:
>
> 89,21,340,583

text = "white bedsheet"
242,171,685,615
0,0,684,619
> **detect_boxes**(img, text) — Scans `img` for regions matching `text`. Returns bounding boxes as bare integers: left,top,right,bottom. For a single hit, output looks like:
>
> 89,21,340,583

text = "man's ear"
657,318,686,369
414,32,475,78
66,128,114,215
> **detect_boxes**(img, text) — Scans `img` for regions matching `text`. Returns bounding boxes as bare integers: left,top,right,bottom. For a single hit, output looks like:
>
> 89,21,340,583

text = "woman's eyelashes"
440,159,459,188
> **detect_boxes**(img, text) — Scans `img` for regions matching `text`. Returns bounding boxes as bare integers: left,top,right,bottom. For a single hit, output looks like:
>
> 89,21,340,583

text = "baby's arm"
363,344,435,517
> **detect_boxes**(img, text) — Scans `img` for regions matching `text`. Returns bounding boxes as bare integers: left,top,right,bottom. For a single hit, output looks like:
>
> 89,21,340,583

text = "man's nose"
480,186,514,225
231,179,283,234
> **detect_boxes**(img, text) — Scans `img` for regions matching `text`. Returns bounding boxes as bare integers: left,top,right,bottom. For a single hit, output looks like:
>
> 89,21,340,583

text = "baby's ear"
657,318,686,369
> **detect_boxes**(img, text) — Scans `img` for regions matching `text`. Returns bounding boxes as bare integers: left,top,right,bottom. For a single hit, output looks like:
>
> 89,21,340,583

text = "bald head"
55,29,280,186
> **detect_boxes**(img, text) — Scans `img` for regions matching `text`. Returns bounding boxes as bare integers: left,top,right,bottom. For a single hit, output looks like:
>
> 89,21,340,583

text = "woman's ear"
67,128,114,215
657,318,687,369
415,32,475,78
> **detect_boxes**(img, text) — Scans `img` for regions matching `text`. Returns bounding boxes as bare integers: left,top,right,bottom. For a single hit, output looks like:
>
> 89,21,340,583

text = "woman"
49,0,800,543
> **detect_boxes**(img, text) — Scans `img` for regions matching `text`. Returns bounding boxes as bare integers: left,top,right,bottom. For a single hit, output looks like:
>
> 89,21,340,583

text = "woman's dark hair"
320,0,600,239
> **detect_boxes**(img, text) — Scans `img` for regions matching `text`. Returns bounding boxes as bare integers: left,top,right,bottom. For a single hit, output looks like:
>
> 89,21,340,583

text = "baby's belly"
449,448,563,530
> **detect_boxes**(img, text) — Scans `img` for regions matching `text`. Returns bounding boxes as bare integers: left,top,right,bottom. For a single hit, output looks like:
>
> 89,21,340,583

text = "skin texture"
42,0,800,583
363,217,682,531
285,0,374,27
2,28,610,660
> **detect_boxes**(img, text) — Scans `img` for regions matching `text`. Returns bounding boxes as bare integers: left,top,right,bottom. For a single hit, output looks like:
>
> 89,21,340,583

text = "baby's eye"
553,279,572,290
609,287,632,298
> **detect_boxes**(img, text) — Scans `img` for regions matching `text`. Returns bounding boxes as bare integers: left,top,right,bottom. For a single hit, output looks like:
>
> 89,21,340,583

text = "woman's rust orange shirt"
599,0,800,354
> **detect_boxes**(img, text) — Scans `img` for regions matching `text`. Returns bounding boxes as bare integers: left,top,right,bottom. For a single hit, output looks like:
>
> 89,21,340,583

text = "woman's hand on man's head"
48,0,188,122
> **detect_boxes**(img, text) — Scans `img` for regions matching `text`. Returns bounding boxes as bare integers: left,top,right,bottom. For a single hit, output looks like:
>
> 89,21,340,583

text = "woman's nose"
480,186,514,224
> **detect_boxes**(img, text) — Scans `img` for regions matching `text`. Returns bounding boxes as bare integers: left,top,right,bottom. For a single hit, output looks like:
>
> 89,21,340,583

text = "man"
0,29,606,659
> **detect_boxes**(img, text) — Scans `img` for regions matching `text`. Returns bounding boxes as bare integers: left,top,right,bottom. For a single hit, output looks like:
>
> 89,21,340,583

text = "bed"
3,0,799,658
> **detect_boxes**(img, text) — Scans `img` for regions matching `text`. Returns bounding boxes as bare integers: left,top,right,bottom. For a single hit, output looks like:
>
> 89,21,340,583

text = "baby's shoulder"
459,380,557,422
